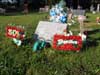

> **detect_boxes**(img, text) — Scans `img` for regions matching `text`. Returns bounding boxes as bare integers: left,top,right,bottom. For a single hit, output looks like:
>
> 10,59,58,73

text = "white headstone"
72,9,85,16
97,4,100,12
0,8,6,14
90,5,94,12
34,21,67,42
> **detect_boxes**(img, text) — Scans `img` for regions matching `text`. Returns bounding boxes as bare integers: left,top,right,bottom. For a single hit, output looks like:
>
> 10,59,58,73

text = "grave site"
0,0,100,75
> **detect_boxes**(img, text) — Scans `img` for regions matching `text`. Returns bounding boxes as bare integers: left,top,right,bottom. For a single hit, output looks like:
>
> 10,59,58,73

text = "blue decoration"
50,10,56,16
60,16,66,23
32,40,46,51
49,0,67,23
32,41,40,51
59,0,66,7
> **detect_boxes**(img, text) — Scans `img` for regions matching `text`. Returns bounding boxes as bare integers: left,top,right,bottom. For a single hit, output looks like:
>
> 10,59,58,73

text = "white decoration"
13,38,22,46
79,33,86,41
57,39,78,45
56,8,60,14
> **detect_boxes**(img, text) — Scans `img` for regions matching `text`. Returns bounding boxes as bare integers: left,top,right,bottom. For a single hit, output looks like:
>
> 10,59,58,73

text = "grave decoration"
67,9,76,26
67,20,76,26
32,37,46,51
34,19,86,51
78,33,87,42
49,0,67,23
32,37,51,51
52,26,83,51
78,15,87,42
51,15,88,51
6,24,25,46
52,34,82,51
96,17,100,25
33,2,87,51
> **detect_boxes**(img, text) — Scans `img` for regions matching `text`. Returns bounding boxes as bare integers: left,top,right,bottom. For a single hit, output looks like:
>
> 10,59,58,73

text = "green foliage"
0,12,100,75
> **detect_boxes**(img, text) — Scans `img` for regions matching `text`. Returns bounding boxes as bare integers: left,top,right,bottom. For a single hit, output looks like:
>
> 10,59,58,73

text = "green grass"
0,12,100,75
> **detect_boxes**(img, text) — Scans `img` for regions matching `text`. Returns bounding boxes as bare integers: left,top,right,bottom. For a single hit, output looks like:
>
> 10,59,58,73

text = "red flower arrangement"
6,26,25,40
52,34,82,51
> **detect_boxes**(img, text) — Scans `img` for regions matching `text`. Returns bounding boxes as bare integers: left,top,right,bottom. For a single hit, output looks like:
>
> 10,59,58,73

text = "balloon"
56,16,60,22
49,0,67,23
56,8,60,14
50,10,56,16
60,16,66,23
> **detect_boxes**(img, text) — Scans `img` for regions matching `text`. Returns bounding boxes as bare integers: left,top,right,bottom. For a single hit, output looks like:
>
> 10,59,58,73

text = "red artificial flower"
52,34,82,51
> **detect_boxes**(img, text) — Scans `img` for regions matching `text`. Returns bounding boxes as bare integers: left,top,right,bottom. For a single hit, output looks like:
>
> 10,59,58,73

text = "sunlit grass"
0,12,100,75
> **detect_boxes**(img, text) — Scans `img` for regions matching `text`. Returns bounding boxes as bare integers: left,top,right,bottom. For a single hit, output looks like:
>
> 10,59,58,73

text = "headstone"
90,5,94,12
34,21,67,42
23,3,28,14
39,6,49,13
0,8,6,14
45,5,49,12
97,4,100,12
39,8,45,13
72,9,85,16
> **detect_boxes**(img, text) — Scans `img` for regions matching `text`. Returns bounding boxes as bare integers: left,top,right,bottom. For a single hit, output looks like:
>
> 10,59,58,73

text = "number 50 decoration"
6,26,25,39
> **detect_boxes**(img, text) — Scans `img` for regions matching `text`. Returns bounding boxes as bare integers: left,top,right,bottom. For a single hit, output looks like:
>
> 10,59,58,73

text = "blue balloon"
49,0,67,23
50,10,56,16
60,16,66,23
62,18,66,23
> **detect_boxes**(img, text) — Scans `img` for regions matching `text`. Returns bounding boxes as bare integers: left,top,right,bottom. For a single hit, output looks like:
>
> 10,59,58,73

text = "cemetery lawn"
0,12,100,75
